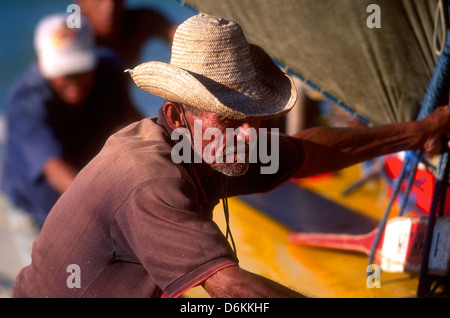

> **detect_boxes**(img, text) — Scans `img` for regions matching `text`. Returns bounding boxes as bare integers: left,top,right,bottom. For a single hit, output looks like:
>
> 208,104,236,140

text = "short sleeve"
110,176,238,298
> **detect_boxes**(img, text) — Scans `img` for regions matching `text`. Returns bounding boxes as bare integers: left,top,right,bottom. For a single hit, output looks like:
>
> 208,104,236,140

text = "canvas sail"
182,0,442,126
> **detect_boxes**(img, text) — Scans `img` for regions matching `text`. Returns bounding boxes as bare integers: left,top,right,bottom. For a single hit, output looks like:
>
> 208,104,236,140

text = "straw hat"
127,13,297,120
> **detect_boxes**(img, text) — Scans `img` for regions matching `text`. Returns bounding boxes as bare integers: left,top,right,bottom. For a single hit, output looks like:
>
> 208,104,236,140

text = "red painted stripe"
168,261,237,298
288,228,381,255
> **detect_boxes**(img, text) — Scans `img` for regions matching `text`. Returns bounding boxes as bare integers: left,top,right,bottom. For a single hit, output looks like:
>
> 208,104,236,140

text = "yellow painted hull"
185,164,420,298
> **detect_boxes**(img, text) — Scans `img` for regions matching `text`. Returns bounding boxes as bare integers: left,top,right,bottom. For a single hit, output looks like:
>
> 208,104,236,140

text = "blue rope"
417,21,450,293
417,142,450,297
368,0,450,274
398,153,422,216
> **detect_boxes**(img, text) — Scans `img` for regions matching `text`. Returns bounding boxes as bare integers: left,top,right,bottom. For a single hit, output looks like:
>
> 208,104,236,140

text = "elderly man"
13,14,450,298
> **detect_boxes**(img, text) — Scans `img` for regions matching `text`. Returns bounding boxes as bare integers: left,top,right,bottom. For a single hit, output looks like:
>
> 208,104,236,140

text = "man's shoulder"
123,8,173,38
96,48,123,68
7,63,51,116
95,118,183,178
109,117,171,146
124,8,171,24
9,63,48,97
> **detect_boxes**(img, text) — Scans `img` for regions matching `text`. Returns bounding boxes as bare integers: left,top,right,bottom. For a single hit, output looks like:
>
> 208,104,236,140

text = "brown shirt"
13,116,304,298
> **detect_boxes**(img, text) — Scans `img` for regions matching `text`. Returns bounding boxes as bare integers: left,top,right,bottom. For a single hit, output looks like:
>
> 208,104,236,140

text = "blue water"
0,0,196,119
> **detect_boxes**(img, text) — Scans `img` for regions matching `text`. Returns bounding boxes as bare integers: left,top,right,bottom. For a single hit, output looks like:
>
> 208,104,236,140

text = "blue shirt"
1,50,137,225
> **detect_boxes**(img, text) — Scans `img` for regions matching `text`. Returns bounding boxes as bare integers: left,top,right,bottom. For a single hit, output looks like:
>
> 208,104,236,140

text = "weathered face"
183,106,260,177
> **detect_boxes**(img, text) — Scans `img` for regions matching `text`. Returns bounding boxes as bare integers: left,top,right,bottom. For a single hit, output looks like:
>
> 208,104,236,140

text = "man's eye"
219,118,232,125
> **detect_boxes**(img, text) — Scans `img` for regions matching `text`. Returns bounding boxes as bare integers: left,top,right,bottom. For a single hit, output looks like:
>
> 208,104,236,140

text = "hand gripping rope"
367,0,450,297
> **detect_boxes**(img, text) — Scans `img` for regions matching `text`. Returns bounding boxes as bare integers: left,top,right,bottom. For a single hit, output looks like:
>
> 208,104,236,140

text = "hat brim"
128,44,297,120
39,49,97,79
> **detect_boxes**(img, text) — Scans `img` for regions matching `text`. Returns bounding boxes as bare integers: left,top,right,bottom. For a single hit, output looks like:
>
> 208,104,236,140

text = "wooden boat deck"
185,164,420,298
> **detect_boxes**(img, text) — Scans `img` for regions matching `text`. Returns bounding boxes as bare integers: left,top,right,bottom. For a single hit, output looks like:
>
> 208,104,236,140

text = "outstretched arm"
203,265,306,298
292,106,450,178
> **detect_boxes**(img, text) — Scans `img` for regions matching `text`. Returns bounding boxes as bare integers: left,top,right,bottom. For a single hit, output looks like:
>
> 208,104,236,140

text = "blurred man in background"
1,13,141,226
77,0,177,68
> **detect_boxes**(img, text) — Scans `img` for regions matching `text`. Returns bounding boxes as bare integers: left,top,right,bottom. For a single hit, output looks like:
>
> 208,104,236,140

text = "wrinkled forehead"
182,103,258,125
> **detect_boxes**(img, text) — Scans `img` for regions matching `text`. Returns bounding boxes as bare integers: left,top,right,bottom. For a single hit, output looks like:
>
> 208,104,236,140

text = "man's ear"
164,101,186,130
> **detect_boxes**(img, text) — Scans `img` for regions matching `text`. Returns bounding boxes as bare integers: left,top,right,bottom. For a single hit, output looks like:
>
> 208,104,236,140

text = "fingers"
420,106,450,155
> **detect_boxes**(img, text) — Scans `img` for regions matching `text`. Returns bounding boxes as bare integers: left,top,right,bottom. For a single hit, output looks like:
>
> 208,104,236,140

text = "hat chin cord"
177,103,237,257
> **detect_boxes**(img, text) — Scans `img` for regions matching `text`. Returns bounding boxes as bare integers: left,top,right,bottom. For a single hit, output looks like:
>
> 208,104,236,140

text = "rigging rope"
368,0,450,298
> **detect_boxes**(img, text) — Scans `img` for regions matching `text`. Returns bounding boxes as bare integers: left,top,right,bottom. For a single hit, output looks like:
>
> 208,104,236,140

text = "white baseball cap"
34,13,98,79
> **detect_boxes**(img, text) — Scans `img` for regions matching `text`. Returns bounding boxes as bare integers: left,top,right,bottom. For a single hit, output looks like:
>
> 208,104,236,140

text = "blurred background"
0,0,195,298
0,0,195,134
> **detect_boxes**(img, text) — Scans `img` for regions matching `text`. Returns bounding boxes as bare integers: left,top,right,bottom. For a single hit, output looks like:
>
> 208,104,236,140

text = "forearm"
43,157,78,194
203,266,306,298
293,121,427,178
